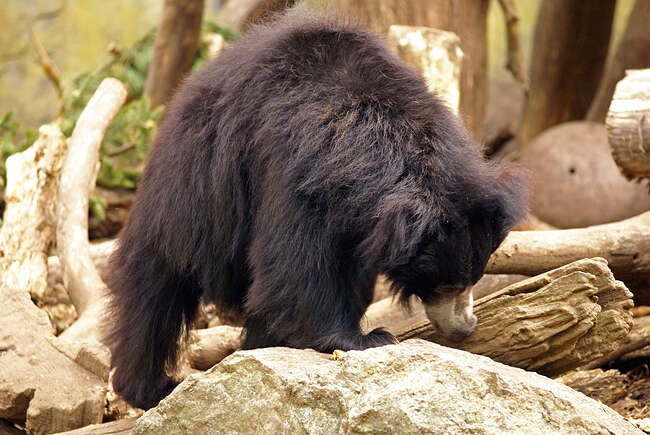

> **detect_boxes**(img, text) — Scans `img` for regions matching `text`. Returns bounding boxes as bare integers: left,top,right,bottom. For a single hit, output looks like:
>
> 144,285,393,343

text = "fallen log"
0,124,66,302
606,69,650,180
364,258,634,377
53,212,650,298
486,212,650,278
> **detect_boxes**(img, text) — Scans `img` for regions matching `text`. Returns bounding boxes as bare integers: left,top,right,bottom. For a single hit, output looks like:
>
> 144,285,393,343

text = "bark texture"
145,0,205,108
606,69,650,180
519,0,616,146
486,212,650,278
0,124,66,301
364,258,634,377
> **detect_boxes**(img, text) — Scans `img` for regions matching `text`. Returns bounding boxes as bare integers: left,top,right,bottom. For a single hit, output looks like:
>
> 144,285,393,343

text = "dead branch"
364,258,634,377
606,69,650,180
486,212,650,278
29,28,62,102
496,0,529,93
57,78,127,342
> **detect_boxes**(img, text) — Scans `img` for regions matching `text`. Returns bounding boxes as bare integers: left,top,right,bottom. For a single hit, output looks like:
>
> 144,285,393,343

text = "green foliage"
97,96,163,189
89,193,108,221
202,20,238,43
60,29,157,137
57,19,236,190
0,111,37,188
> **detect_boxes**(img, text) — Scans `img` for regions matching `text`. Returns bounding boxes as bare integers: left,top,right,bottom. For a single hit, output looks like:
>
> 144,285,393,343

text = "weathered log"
486,212,650,278
386,25,462,113
364,258,634,377
57,78,127,343
606,69,650,180
144,0,205,107
0,124,65,302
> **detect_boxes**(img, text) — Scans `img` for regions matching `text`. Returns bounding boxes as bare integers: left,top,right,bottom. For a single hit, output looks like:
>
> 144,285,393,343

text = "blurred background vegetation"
0,0,635,129
0,0,641,231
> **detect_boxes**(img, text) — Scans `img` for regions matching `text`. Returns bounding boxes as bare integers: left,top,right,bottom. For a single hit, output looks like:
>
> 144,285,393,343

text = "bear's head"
382,165,527,341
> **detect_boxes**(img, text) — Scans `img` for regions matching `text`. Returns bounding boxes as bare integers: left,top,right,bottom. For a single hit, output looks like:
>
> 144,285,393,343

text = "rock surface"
0,286,105,434
134,340,641,434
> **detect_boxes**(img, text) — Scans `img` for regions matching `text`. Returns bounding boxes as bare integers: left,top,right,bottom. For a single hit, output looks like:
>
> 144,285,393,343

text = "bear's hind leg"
107,254,202,410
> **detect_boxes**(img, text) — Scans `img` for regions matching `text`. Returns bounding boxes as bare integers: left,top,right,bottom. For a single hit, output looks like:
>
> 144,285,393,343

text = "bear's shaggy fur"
106,8,526,409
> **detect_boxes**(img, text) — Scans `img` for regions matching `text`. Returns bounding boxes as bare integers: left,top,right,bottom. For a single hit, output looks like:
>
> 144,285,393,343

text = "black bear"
106,8,526,410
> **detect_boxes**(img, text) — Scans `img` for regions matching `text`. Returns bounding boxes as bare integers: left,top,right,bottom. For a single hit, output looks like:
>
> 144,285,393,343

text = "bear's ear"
472,163,528,248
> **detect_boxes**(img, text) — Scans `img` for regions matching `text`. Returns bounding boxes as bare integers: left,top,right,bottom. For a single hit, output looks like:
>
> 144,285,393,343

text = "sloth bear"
106,8,526,409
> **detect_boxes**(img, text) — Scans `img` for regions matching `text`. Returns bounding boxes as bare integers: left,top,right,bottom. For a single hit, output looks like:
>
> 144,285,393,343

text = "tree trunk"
145,0,205,108
587,0,650,122
518,0,616,147
217,0,296,30
486,212,650,279
606,69,650,180
326,0,489,142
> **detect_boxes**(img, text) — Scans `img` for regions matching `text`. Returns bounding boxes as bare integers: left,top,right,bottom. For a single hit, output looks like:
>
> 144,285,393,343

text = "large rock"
134,340,640,434
0,286,105,434
520,121,650,228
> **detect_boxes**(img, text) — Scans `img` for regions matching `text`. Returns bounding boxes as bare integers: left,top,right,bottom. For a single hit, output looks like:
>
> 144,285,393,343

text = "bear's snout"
423,287,477,342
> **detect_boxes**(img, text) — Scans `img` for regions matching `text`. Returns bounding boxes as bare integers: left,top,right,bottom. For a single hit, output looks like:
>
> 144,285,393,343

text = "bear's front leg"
244,213,396,353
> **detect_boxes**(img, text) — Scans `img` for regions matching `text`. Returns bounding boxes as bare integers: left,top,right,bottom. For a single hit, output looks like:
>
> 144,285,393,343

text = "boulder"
519,121,650,228
134,340,640,434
